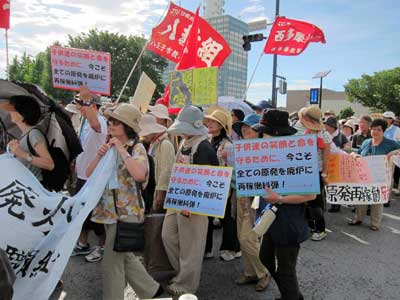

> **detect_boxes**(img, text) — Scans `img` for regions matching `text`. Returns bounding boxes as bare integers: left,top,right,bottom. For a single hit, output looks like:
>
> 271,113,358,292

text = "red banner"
147,3,231,69
176,9,231,70
0,0,10,29
264,16,325,56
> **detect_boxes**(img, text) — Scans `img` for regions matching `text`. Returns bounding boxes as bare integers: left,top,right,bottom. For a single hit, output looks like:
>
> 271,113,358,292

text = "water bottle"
253,204,278,236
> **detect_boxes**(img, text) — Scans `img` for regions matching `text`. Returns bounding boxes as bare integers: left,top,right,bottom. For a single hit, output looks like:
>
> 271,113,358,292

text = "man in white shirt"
72,87,108,262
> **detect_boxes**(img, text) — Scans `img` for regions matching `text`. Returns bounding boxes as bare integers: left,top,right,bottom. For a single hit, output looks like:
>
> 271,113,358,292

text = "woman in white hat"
86,103,162,300
162,105,219,296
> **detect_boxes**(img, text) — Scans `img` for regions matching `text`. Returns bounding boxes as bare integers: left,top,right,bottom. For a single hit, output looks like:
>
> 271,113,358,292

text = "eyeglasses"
107,118,122,126
73,99,93,107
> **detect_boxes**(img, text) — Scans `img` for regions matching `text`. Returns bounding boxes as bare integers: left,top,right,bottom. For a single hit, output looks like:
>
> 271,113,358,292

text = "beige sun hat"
139,114,167,137
104,103,142,133
300,105,324,131
204,106,232,133
65,103,80,114
148,104,172,121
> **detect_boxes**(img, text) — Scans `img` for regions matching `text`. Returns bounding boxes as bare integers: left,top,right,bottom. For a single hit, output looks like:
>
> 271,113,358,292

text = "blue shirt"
358,137,400,156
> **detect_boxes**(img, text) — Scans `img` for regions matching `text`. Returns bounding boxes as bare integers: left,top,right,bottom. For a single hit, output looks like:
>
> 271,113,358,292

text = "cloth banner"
0,0,10,29
0,150,116,300
234,135,320,197
147,3,231,68
264,16,325,56
164,163,233,218
325,154,391,205
169,67,218,107
50,46,111,95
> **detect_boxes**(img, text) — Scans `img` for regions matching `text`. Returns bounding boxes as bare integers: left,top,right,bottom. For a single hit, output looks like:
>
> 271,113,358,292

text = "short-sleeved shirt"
352,131,371,149
91,142,149,224
76,115,108,180
317,130,332,171
20,128,46,181
358,137,400,156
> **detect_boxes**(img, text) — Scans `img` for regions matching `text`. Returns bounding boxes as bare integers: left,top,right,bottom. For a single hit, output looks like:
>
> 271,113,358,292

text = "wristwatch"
26,153,33,163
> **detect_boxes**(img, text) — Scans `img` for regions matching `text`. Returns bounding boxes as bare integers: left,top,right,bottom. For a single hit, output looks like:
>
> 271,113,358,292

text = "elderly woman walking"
86,103,162,300
162,105,219,296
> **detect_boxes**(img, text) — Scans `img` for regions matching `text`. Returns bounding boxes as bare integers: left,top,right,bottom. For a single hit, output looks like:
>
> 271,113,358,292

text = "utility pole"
271,0,280,108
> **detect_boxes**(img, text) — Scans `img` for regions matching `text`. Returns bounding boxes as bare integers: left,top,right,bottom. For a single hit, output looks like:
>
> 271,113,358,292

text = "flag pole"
5,29,9,79
115,1,171,103
242,49,264,100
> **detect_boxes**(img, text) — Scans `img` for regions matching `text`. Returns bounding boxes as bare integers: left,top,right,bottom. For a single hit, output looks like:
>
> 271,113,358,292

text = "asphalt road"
51,194,400,300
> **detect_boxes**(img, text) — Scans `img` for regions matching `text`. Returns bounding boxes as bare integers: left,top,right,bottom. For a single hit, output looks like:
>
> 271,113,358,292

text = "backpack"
128,140,156,214
27,127,70,192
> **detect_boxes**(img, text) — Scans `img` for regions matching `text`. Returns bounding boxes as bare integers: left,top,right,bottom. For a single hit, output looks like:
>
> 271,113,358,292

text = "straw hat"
168,105,208,136
300,106,324,131
204,106,232,133
148,104,172,121
139,114,167,137
104,103,142,133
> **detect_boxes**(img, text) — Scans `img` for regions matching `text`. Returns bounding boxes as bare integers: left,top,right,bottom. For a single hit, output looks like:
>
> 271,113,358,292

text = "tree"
7,29,167,102
338,106,354,120
344,67,400,115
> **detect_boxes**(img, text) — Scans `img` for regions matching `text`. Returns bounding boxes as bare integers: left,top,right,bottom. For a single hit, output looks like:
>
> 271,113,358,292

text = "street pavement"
51,194,400,300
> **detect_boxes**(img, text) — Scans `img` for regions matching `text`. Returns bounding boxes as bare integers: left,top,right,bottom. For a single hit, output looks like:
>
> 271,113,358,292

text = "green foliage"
7,29,167,103
338,106,354,120
344,67,400,115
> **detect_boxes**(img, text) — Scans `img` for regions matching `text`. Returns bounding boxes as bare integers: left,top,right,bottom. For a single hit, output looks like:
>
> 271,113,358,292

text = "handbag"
112,182,145,252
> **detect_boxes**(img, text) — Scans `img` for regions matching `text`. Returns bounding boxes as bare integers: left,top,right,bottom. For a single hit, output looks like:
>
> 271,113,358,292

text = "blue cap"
232,113,260,137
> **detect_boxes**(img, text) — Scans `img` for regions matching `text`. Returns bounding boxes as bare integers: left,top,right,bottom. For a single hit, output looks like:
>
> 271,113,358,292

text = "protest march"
1,1,400,300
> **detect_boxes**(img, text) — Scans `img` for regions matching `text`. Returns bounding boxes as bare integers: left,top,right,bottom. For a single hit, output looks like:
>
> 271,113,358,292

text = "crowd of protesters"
2,90,400,300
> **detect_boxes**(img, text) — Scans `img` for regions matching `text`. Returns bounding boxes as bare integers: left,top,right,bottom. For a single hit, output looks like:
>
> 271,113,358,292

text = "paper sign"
164,163,233,218
130,72,156,113
50,46,111,95
325,154,391,204
233,134,320,197
169,67,217,107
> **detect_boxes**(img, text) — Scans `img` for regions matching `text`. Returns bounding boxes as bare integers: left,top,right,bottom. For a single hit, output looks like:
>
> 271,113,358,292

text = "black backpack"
27,127,70,192
128,140,155,214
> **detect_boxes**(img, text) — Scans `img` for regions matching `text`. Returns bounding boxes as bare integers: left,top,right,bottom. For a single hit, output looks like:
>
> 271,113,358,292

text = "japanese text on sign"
50,46,111,95
164,163,233,218
234,135,320,197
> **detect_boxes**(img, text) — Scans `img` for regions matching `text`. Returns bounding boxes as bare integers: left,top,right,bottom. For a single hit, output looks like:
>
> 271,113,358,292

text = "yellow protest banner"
130,72,156,113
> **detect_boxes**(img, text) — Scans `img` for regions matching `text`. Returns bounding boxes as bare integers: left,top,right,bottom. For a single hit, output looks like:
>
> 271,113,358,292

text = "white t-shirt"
76,115,108,180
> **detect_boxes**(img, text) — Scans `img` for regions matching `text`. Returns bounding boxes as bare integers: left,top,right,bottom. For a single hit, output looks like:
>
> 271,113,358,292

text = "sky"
1,0,399,107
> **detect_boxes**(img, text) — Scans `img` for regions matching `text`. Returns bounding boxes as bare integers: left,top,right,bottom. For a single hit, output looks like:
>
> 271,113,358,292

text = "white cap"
383,111,396,119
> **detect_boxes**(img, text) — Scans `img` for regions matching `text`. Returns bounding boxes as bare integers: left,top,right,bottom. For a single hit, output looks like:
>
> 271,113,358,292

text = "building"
284,89,371,116
162,1,249,100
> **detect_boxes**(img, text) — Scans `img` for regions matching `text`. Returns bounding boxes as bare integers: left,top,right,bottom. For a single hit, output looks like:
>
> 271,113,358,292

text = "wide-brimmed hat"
65,103,80,114
104,103,142,133
255,110,297,136
148,104,172,121
323,116,338,129
299,106,324,131
343,120,355,131
232,113,260,137
139,114,167,137
204,106,232,134
167,105,208,136
383,111,396,119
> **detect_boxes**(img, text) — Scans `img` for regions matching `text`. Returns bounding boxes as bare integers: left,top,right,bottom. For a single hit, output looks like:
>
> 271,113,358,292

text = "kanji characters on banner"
264,16,326,56
147,3,231,69
0,0,10,29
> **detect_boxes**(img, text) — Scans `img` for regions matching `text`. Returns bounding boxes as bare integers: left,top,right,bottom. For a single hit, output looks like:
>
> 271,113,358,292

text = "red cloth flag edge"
264,16,325,56
0,0,10,29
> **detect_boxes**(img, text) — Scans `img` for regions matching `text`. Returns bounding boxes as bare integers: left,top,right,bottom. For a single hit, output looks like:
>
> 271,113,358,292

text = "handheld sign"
164,163,233,218
130,72,156,113
50,46,111,95
234,134,320,197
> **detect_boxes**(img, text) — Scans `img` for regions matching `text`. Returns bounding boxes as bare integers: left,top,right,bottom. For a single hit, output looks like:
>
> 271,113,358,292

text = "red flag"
264,16,325,56
155,85,181,115
147,3,231,69
0,0,10,29
176,8,231,70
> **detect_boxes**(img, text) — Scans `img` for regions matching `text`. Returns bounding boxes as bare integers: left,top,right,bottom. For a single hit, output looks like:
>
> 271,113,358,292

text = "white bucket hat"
139,114,167,137
148,104,172,121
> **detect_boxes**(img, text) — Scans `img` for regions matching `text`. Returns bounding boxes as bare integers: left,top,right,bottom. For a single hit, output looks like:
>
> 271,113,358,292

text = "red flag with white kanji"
176,8,231,70
0,0,10,29
264,16,325,56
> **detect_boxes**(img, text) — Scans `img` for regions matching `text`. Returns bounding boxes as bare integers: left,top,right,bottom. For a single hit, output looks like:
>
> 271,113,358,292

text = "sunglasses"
107,118,122,126
73,99,93,107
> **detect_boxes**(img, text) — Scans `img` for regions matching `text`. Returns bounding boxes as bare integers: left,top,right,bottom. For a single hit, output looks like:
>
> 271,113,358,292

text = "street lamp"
312,70,331,109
